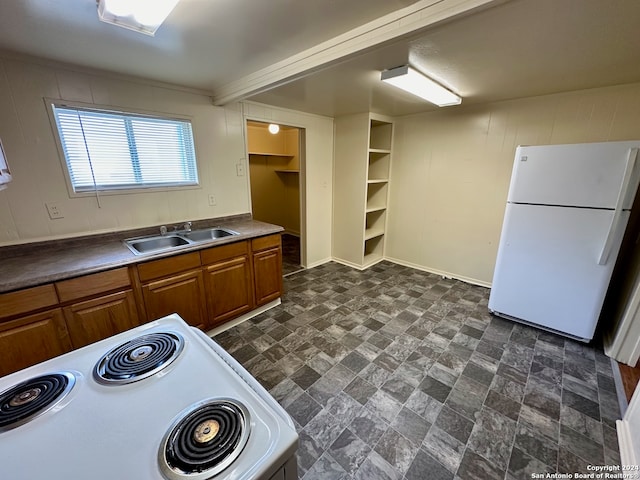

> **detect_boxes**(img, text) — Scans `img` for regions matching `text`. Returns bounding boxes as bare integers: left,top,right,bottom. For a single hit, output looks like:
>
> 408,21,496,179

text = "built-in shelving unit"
363,119,392,266
333,113,393,269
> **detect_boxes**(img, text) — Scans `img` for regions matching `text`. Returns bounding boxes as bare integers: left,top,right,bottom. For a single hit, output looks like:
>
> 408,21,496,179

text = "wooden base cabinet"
57,267,140,349
0,309,72,377
252,235,283,306
141,268,208,330
63,290,140,349
202,241,254,327
0,234,285,376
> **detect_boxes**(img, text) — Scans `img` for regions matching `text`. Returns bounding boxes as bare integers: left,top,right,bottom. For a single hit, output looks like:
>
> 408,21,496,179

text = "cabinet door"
204,255,254,327
0,309,72,377
142,270,208,330
253,247,283,306
63,290,140,349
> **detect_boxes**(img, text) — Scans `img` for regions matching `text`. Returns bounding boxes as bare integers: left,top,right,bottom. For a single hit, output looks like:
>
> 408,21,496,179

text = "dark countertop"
0,215,283,294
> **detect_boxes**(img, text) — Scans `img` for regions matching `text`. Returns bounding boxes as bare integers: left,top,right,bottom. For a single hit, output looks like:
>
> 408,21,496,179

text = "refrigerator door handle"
598,147,639,265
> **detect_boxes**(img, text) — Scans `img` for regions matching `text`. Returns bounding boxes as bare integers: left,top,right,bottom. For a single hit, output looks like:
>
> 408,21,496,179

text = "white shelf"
364,235,384,264
369,148,391,154
248,151,294,157
364,228,385,241
366,206,386,213
367,179,388,184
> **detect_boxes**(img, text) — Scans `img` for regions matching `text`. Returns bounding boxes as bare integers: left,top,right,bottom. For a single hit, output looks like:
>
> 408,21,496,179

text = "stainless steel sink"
124,227,240,255
180,228,238,242
125,235,191,255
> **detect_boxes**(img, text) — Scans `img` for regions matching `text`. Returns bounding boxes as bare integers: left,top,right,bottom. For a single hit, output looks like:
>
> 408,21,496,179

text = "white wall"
243,102,333,268
387,82,640,286
0,56,249,245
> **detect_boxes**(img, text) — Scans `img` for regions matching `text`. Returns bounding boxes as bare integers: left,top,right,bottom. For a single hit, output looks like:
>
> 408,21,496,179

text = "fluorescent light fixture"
381,65,461,107
268,124,280,134
97,0,181,36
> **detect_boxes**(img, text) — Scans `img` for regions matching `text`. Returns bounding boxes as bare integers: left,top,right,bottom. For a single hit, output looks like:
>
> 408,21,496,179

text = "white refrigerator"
488,141,640,342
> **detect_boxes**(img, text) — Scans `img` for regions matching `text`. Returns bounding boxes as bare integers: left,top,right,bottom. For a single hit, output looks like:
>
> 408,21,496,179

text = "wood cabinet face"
0,236,285,374
141,270,208,330
0,309,72,377
204,254,254,327
0,284,58,322
253,247,283,306
63,290,140,349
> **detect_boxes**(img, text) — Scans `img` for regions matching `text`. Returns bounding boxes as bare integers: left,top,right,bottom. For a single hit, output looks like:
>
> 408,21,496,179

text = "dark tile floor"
282,233,303,276
214,261,622,480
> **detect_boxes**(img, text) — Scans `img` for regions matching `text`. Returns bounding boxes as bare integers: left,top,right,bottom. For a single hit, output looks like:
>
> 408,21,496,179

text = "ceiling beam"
212,0,504,106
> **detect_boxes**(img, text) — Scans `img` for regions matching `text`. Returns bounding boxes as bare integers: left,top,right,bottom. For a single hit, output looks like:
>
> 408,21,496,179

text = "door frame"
242,114,307,269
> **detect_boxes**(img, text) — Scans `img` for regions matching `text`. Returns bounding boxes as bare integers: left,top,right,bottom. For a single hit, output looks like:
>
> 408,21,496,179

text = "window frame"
46,99,202,197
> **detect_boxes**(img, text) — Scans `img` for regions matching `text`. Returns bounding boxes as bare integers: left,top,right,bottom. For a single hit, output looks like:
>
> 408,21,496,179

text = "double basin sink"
124,227,239,255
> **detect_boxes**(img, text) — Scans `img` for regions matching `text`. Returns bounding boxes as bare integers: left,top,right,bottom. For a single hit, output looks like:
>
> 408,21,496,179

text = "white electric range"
0,314,298,480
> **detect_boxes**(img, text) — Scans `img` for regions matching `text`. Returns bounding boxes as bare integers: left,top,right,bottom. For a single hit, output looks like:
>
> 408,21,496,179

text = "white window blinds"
52,105,198,193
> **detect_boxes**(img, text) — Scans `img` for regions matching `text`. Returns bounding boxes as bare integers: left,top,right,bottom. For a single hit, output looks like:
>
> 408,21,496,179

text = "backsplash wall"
0,55,249,246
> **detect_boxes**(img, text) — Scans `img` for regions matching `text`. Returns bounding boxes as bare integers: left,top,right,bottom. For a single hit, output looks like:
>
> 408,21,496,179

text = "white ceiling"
0,0,639,117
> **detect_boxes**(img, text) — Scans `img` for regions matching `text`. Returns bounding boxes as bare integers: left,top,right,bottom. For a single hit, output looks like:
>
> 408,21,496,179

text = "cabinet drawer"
56,267,131,303
251,234,281,252
0,284,59,321
137,252,201,282
200,240,249,265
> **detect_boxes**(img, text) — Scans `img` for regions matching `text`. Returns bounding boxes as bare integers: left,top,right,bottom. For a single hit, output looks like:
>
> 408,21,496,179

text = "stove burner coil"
0,372,75,431
94,332,184,385
160,400,250,480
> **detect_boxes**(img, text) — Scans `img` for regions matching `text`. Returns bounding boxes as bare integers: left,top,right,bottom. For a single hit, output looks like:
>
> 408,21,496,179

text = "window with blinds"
51,104,199,193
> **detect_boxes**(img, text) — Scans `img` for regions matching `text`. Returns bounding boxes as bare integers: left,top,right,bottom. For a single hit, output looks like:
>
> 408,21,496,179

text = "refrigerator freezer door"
508,141,640,209
488,203,629,340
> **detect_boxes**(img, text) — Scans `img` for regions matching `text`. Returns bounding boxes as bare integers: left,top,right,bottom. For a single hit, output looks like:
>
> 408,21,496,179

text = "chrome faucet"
160,222,191,235
171,221,192,233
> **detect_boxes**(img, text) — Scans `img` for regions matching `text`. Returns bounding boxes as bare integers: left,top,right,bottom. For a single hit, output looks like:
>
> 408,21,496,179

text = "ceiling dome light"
268,124,280,134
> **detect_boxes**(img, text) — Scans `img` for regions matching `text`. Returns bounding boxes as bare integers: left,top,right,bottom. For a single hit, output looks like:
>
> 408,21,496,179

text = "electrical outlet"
236,163,245,176
208,194,217,206
46,202,64,219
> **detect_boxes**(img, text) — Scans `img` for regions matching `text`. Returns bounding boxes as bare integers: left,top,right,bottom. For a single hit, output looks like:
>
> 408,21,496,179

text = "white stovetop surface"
0,315,297,480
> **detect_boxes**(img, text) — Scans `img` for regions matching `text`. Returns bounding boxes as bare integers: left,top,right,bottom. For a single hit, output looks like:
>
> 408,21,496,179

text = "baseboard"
306,257,333,269
617,383,640,466
383,256,492,288
617,418,637,466
331,257,369,271
205,298,281,337
611,357,630,417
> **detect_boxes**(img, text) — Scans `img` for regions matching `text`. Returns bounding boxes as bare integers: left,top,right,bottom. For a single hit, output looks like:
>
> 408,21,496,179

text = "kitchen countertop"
0,214,283,294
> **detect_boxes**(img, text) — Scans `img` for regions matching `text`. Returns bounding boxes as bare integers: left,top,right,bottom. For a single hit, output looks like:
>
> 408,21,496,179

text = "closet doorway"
246,120,304,276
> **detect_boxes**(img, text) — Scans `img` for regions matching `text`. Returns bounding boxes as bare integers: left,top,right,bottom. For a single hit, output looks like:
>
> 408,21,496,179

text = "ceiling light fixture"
381,65,461,107
97,0,181,36
268,124,280,134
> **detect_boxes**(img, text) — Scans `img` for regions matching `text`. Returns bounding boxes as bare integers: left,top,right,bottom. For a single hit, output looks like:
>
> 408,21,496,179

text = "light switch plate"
236,163,245,176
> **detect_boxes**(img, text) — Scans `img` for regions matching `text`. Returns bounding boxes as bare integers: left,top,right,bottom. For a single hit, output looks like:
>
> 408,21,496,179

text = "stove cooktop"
0,315,298,480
